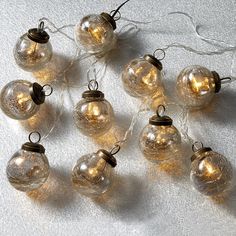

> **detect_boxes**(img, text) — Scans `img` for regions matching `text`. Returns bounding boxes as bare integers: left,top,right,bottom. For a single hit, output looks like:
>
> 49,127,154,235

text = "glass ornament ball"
73,90,114,137
71,149,116,197
0,80,50,120
74,14,116,55
176,65,221,109
121,55,163,98
0,80,39,120
14,31,52,72
6,133,50,192
139,106,181,162
190,146,233,196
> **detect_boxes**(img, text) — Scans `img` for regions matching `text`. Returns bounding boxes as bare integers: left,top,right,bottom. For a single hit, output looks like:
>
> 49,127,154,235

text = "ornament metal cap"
97,149,117,168
30,82,46,105
28,28,50,44
82,90,105,99
22,142,45,154
211,71,221,93
21,132,45,154
144,54,163,71
149,105,173,126
191,142,212,162
100,12,117,30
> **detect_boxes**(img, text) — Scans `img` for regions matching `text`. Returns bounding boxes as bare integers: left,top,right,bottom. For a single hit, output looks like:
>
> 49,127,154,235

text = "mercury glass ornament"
75,13,116,55
122,54,163,97
14,22,52,72
71,149,117,197
0,80,52,120
73,85,114,137
176,65,229,109
139,105,181,162
190,143,233,196
74,0,130,55
6,132,50,192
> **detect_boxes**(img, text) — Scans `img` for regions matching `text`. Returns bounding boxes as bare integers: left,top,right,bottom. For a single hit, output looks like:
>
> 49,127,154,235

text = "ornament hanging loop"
220,77,232,84
88,79,99,91
153,49,166,61
192,141,204,152
157,105,166,117
42,84,53,96
110,10,121,21
110,0,130,19
110,144,121,155
38,21,45,32
29,131,41,144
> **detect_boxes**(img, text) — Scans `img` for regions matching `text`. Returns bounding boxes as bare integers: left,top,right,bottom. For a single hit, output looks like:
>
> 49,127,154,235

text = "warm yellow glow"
200,160,221,178
190,76,211,94
142,68,157,86
88,26,106,43
17,93,30,106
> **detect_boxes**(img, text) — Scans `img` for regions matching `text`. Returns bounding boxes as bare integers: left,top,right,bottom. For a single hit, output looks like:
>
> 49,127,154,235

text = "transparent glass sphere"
0,80,39,120
71,153,113,197
176,65,216,109
122,58,162,97
190,150,233,196
73,97,114,137
74,14,116,55
14,33,52,72
6,149,50,192
139,124,181,162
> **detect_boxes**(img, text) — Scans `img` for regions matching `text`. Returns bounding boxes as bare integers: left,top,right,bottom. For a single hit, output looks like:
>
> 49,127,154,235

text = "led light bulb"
14,22,52,72
71,149,117,197
190,143,233,196
176,65,228,109
139,105,181,162
73,87,114,137
0,80,52,120
6,132,50,192
122,54,163,97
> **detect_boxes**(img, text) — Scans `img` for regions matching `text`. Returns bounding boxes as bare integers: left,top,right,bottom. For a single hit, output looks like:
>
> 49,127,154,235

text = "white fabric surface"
0,0,236,235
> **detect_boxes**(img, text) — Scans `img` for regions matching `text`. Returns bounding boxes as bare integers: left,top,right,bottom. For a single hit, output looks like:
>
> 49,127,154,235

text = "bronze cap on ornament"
144,54,163,71
191,147,212,162
211,71,221,93
30,82,46,105
100,12,117,30
21,142,45,154
97,149,117,168
27,28,50,44
82,90,105,99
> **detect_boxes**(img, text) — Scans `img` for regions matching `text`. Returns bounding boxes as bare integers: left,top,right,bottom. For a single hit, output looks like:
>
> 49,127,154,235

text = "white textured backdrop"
0,0,236,235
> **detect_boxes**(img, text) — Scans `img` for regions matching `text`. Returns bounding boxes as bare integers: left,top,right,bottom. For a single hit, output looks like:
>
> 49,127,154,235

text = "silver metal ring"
157,105,166,116
192,141,203,152
153,48,166,61
110,10,121,21
88,80,99,91
42,84,53,96
110,144,121,155
29,131,41,143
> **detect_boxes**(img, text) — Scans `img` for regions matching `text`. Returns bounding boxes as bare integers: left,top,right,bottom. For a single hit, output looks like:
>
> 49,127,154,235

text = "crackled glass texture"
71,153,113,197
14,33,52,71
190,150,233,196
75,14,116,55
0,80,39,120
122,58,162,97
6,149,50,192
176,65,216,109
139,124,181,162
73,97,114,137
